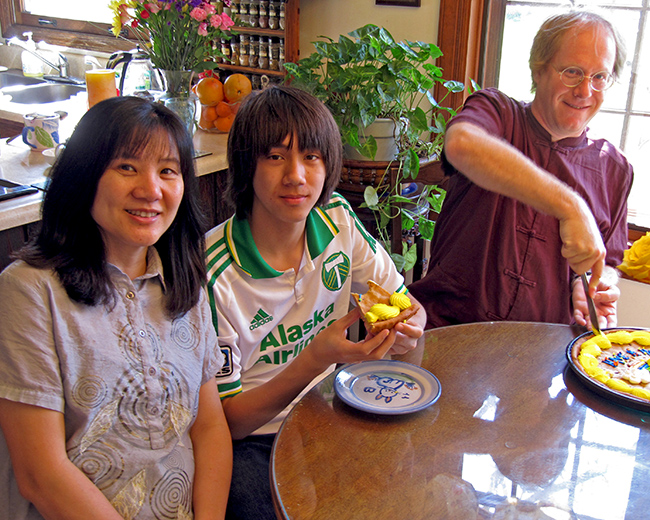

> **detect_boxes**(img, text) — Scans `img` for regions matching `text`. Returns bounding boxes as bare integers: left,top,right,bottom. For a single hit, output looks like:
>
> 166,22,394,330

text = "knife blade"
580,273,602,336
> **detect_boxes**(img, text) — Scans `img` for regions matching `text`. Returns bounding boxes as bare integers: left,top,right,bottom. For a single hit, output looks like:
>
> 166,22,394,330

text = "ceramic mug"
22,112,60,152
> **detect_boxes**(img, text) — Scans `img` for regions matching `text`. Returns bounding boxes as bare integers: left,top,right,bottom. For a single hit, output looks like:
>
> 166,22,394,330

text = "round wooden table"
271,321,650,520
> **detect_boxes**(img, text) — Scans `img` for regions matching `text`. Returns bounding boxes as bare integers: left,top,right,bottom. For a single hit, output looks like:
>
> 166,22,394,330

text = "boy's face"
251,134,326,230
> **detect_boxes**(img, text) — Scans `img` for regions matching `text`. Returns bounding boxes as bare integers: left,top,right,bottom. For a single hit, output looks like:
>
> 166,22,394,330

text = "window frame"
0,0,133,53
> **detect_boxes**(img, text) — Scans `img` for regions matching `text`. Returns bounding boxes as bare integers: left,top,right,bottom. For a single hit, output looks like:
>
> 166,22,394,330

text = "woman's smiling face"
91,131,184,269
531,24,616,142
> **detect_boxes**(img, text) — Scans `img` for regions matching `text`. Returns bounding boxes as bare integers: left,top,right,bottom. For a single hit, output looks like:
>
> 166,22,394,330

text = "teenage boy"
205,86,426,519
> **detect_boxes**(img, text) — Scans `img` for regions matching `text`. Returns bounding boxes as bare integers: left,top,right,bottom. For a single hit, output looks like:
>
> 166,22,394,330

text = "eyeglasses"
555,66,615,92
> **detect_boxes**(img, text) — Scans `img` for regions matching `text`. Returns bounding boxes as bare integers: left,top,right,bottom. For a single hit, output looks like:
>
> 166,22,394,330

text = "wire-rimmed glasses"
555,66,615,92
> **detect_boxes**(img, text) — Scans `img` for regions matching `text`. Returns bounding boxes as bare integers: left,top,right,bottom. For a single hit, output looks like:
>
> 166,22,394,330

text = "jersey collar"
225,206,339,279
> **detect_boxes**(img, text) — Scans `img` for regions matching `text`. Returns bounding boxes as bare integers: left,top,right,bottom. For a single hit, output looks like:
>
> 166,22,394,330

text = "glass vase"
159,69,197,135
160,69,194,99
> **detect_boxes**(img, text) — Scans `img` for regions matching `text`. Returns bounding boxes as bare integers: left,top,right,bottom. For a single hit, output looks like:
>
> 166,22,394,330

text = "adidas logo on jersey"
250,308,273,330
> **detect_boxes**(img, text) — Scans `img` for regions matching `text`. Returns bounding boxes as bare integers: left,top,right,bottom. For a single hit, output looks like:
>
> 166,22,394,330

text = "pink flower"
198,22,208,36
117,4,131,25
220,12,234,30
203,3,216,15
143,3,160,14
190,7,207,21
209,14,222,29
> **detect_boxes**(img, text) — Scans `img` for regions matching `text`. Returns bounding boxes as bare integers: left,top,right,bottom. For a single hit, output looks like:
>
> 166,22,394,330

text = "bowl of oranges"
196,73,252,133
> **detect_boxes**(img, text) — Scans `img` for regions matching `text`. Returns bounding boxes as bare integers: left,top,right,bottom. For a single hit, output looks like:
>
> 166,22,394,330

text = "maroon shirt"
408,88,633,327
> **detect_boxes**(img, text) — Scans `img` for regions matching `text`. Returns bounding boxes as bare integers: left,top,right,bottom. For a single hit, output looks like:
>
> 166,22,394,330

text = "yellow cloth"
618,232,650,283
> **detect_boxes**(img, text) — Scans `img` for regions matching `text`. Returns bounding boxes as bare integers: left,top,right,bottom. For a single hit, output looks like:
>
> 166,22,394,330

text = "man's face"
531,25,616,141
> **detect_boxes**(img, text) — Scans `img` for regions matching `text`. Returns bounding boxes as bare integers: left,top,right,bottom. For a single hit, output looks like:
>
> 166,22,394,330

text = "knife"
580,273,602,336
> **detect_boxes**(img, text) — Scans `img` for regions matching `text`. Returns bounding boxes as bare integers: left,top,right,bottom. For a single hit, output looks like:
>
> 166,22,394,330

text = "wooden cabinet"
217,0,299,86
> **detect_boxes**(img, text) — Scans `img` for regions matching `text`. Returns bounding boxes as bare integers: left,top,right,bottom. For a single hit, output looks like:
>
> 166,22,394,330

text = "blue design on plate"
334,360,441,415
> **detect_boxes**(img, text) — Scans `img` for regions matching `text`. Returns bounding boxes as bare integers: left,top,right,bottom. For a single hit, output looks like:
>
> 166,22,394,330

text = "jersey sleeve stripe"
218,380,242,398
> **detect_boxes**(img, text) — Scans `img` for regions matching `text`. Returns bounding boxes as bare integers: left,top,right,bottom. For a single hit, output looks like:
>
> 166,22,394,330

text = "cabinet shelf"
218,0,298,81
219,63,286,77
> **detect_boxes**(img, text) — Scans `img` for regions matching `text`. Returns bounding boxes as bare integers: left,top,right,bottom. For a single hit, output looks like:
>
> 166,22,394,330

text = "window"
0,0,133,53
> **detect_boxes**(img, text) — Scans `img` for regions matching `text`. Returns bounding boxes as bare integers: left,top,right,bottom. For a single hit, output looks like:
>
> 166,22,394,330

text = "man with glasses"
409,11,634,329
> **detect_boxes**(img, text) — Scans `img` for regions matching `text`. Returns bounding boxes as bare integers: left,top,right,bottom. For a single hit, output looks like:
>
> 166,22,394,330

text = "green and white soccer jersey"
205,193,407,434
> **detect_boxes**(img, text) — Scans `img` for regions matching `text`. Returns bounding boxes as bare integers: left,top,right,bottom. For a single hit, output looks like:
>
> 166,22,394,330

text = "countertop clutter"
0,88,229,232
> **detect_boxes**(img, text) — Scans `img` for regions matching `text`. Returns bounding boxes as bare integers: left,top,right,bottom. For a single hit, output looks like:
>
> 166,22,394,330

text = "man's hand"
572,268,620,329
559,196,606,289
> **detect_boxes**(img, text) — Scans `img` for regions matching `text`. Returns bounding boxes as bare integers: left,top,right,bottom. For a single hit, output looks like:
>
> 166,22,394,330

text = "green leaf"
403,243,418,272
363,186,380,210
419,217,436,240
390,252,407,273
401,212,415,230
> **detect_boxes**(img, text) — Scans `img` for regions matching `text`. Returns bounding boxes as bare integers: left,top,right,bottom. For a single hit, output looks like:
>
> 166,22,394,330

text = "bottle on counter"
20,32,45,78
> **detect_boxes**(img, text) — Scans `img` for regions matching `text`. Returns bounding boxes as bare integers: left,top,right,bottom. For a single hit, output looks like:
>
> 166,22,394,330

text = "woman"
0,96,231,519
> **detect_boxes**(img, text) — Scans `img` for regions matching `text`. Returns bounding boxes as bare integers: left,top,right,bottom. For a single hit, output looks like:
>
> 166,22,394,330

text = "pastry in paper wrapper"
352,280,419,334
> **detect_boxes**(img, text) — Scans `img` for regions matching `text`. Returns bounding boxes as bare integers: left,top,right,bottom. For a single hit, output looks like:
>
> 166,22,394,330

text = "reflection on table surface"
271,321,650,520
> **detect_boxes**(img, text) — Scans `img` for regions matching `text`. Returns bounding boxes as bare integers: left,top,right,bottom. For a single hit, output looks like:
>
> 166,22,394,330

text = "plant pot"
343,118,400,162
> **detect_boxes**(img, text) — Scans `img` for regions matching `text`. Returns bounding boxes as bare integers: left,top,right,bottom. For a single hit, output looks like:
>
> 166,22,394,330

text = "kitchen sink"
1,82,85,104
0,69,46,89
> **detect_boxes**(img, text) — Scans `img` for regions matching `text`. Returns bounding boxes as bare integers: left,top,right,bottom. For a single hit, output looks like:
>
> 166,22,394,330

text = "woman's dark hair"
17,96,207,318
226,85,343,219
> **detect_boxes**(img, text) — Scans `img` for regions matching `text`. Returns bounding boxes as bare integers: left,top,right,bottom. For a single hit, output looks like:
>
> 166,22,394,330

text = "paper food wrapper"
619,232,650,284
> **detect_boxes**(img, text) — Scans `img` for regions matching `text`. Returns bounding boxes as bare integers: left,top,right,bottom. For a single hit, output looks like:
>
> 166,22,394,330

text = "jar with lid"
269,39,280,71
230,37,240,65
230,0,240,17
279,2,285,30
278,39,285,69
249,37,260,69
239,41,250,67
220,39,231,64
248,1,259,28
268,1,279,29
258,0,269,28
239,0,249,25
258,39,269,69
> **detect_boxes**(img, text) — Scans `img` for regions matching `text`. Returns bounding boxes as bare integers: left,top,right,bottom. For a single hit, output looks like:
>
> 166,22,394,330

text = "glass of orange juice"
85,69,118,108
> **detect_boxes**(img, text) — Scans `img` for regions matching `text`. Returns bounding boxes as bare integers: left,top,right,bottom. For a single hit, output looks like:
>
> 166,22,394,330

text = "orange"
223,73,252,103
215,114,236,132
216,101,233,118
202,105,218,121
196,77,224,106
199,105,218,130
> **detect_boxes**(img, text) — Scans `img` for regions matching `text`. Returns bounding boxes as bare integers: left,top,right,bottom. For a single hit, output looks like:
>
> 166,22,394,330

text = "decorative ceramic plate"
334,360,441,415
566,327,650,412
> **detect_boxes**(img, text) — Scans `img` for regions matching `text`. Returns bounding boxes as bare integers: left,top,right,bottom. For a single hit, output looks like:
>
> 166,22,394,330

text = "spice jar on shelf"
269,38,280,71
230,0,240,18
239,0,250,25
230,37,240,65
258,0,269,28
249,37,260,69
279,2,285,30
248,1,259,28
220,38,231,64
258,38,269,69
268,1,279,29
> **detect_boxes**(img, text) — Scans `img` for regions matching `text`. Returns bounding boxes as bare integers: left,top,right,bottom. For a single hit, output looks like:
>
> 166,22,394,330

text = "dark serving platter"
566,327,650,412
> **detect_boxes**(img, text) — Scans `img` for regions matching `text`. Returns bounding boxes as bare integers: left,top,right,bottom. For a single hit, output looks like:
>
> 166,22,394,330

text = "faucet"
7,36,84,85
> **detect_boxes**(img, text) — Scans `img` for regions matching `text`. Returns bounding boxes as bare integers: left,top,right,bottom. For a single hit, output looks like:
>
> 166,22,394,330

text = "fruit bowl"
198,100,241,133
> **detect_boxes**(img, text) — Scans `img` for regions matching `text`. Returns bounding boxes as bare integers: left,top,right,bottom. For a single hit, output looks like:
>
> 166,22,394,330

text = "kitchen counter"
0,126,229,232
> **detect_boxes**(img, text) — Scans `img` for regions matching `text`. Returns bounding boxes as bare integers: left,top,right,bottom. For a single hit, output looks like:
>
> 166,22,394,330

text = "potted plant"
284,24,473,272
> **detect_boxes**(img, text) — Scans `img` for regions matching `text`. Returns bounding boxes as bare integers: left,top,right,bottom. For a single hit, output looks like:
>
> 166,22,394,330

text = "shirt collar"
224,206,339,279
107,247,166,291
525,102,588,148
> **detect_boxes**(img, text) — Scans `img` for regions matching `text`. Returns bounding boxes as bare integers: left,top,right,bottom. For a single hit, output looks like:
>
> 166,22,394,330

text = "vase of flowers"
110,0,236,96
